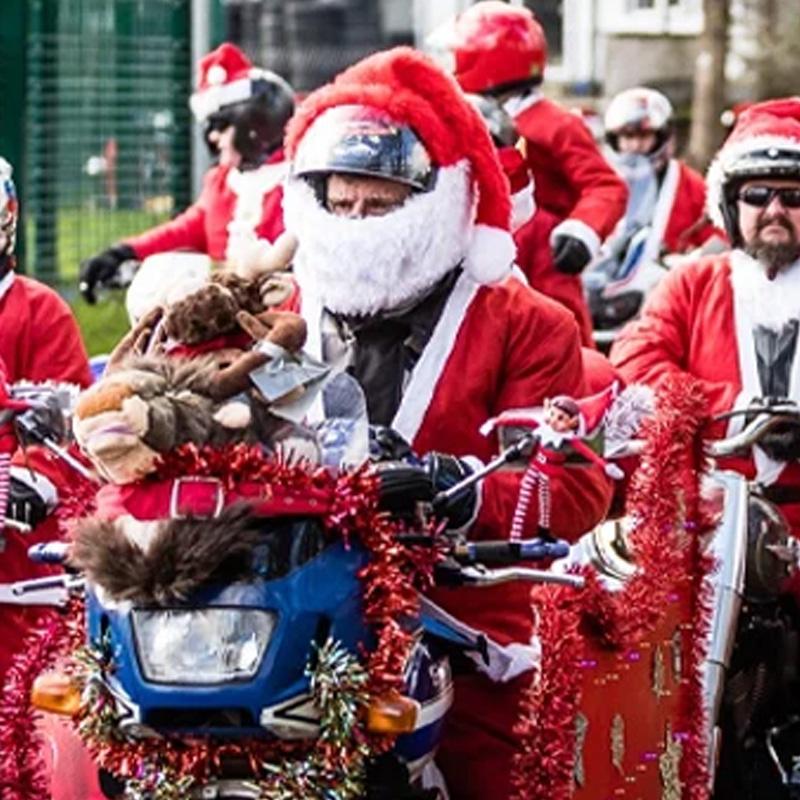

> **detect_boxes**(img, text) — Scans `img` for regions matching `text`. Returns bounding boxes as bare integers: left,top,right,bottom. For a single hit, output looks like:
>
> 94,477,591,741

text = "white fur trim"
125,252,211,325
392,271,480,443
465,225,514,284
224,161,288,270
0,270,13,303
286,161,474,317
643,158,680,262
550,218,602,258
503,91,543,120
706,134,800,228
510,186,536,232
190,76,253,122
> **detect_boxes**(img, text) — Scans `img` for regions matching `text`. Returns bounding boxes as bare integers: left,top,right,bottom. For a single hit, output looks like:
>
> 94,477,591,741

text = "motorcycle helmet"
291,104,438,203
190,43,295,168
604,87,674,168
440,1,547,96
0,158,18,268
709,99,800,247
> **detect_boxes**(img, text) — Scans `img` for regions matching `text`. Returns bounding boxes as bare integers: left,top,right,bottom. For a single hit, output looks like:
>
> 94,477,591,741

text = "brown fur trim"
71,505,264,605
74,382,134,420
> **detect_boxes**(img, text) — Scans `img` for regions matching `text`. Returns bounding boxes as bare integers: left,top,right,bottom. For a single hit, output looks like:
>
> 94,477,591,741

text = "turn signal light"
366,691,419,734
31,672,82,716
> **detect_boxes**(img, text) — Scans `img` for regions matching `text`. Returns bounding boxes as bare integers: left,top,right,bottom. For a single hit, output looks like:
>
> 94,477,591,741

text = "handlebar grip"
453,538,569,565
28,542,69,565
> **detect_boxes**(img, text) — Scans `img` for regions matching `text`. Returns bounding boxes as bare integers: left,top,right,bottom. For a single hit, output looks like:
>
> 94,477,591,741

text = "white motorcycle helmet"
605,87,675,170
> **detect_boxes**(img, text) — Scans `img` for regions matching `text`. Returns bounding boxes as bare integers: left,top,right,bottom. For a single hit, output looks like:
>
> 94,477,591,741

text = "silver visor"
292,105,436,191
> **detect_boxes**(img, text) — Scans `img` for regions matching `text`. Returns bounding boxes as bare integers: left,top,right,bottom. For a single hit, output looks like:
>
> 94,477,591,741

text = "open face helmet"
291,105,437,203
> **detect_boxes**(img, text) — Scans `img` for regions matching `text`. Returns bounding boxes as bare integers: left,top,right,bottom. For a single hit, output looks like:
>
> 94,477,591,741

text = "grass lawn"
26,206,170,356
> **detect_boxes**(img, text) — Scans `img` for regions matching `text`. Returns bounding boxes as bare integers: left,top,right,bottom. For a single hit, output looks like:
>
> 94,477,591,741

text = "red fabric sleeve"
513,209,594,346
474,310,613,543
610,262,739,414
518,102,628,241
7,278,92,387
125,202,207,259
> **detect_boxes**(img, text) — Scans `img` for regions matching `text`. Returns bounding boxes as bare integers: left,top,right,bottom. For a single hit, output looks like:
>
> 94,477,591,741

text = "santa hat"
285,47,515,285
189,43,284,122
706,97,800,228
573,381,620,436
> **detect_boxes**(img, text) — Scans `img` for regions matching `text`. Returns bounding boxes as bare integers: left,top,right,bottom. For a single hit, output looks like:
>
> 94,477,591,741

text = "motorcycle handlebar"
708,406,800,457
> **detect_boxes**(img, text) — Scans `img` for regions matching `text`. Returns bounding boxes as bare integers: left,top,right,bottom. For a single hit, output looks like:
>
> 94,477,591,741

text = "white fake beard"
730,249,800,331
283,161,474,316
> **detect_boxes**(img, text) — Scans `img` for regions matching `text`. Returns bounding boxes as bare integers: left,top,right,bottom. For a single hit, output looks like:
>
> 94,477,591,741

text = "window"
600,0,702,36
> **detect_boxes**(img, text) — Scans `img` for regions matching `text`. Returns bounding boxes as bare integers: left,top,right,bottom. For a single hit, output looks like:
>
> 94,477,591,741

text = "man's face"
326,174,412,218
617,130,657,155
207,124,241,169
738,178,800,277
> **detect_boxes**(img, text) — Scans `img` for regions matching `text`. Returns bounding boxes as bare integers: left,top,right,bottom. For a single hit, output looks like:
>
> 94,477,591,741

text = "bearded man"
611,98,800,531
281,48,613,799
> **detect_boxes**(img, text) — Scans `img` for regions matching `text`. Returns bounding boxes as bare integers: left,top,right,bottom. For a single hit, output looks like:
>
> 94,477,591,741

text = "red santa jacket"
0,273,91,387
299,273,613,645
654,159,722,254
512,96,628,258
514,206,594,346
610,252,800,531
125,149,287,262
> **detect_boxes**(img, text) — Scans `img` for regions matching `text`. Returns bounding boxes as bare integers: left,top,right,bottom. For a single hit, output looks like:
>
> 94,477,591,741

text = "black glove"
79,243,136,304
425,452,479,531
743,397,800,462
761,423,800,461
552,234,592,275
368,426,415,463
6,477,49,528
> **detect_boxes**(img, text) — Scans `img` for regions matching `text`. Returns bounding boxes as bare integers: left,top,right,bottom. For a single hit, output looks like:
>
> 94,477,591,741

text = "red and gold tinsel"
511,374,715,800
0,445,437,796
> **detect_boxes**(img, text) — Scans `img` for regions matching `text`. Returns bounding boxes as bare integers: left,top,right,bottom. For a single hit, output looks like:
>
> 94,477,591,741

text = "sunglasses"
738,185,800,209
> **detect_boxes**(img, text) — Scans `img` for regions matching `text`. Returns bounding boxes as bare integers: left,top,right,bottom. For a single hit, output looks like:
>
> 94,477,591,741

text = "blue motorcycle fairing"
87,539,372,736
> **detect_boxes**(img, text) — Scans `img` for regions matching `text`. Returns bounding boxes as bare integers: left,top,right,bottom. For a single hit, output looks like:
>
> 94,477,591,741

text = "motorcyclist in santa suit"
603,86,721,258
79,42,294,303
281,47,613,800
611,97,800,538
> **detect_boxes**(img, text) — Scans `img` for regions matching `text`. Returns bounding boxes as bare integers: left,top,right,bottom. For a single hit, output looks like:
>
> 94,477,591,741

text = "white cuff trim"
550,218,602,259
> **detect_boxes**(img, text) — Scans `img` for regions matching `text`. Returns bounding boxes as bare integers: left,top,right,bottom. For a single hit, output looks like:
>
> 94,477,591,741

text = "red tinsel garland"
0,445,438,794
511,374,714,800
0,600,84,800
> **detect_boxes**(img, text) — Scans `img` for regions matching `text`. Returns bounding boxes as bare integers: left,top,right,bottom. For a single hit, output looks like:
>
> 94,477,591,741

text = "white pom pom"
213,400,252,429
464,224,515,285
207,64,227,86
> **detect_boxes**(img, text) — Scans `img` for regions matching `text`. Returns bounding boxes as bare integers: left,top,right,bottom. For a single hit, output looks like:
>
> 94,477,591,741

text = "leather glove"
743,397,800,461
368,426,415,463
6,477,49,528
79,243,136,304
425,452,479,531
552,234,592,275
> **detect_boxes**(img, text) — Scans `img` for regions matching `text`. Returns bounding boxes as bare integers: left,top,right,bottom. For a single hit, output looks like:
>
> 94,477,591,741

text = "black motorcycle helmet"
203,70,295,169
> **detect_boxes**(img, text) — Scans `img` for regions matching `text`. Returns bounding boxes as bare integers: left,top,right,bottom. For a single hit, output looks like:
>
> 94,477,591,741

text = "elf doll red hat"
706,97,800,243
284,46,515,290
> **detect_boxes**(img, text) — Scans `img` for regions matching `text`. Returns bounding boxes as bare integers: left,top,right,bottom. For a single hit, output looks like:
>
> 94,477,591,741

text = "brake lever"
0,574,84,608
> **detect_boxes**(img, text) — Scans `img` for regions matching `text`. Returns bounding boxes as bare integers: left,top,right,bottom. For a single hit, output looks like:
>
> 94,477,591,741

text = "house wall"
600,33,700,105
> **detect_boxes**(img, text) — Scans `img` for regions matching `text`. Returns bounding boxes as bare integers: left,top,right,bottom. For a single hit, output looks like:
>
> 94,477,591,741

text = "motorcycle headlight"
132,608,276,684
